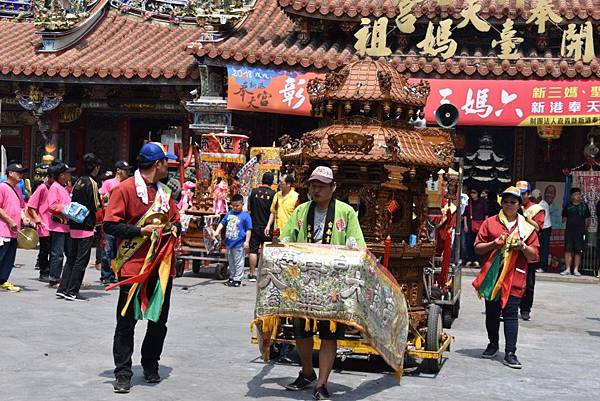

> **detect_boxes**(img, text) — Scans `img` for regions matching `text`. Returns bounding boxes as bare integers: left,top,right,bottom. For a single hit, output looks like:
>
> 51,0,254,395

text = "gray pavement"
2,249,600,401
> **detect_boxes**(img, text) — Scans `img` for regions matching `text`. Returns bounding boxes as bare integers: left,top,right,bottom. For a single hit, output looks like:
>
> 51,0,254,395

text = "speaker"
434,104,459,129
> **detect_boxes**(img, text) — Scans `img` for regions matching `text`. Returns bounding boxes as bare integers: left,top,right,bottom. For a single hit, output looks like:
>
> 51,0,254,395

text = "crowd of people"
0,144,596,398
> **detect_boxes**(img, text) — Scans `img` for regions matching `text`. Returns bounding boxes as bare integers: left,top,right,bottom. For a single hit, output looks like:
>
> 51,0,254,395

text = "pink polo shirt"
100,178,120,197
0,182,26,238
48,181,71,233
27,183,51,237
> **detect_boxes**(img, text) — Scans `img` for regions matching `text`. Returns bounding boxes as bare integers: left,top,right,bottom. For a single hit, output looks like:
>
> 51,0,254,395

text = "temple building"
0,0,599,187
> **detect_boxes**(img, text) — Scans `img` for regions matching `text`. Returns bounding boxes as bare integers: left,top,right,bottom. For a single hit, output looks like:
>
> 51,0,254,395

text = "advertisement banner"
226,65,600,126
226,65,320,115
424,79,600,127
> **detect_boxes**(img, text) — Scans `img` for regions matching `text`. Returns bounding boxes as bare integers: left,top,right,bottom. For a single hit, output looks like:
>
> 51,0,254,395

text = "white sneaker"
560,270,571,276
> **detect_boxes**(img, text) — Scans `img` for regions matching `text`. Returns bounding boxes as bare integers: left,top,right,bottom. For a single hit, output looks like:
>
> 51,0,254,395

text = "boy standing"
212,194,252,287
562,187,590,276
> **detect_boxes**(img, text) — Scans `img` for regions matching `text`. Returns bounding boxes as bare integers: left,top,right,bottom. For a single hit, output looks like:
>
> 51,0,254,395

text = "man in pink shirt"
99,160,133,285
0,163,28,292
27,164,54,282
48,163,76,287
57,154,101,301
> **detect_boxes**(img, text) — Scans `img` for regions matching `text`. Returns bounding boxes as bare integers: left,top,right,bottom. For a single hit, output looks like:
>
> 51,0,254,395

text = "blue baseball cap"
139,142,177,162
515,180,531,196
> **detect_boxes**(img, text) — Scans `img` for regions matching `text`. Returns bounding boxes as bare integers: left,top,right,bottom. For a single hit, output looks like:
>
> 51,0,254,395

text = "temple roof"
0,10,199,81
277,0,600,21
189,0,600,79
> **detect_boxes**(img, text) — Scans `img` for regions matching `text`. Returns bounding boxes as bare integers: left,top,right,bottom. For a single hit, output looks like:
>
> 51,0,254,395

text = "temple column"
118,117,130,161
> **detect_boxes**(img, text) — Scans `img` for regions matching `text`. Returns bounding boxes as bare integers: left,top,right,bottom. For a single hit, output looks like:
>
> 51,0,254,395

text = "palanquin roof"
190,0,600,79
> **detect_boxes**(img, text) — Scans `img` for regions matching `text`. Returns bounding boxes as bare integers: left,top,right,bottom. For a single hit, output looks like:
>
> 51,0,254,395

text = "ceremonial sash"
472,212,535,308
106,183,174,322
523,203,543,219
306,199,336,245
112,184,172,274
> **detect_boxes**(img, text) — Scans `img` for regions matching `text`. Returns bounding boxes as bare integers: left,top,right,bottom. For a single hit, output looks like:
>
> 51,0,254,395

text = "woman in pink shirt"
27,168,54,282
0,163,28,292
47,163,75,287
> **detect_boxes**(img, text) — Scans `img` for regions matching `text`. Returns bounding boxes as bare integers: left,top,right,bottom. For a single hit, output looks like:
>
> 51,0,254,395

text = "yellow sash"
112,185,172,274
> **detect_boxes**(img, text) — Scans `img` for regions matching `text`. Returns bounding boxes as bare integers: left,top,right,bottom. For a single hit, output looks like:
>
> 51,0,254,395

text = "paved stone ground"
2,249,599,401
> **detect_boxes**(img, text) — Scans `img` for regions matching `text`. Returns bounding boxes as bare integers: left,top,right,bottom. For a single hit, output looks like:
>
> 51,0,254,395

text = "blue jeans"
227,247,245,282
49,231,72,282
101,233,116,283
0,238,17,283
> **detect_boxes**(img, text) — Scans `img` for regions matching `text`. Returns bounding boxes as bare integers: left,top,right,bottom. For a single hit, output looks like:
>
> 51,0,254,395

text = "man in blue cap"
103,142,180,393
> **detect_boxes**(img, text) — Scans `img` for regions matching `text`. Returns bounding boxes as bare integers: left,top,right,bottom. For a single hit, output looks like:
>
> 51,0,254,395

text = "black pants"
485,296,520,353
58,235,94,296
49,231,72,282
37,236,52,278
538,227,551,270
113,276,173,379
520,266,536,313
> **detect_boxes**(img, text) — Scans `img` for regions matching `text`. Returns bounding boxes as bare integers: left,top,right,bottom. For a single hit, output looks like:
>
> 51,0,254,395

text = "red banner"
227,65,320,115
226,65,600,126
423,79,600,126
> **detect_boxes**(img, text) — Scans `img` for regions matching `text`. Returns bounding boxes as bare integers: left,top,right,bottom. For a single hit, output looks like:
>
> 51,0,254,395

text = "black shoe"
226,280,241,287
503,352,522,369
143,370,161,383
224,279,233,286
481,343,498,359
521,311,531,321
38,275,50,283
285,370,317,391
65,294,88,302
113,376,131,393
55,291,69,300
314,386,331,400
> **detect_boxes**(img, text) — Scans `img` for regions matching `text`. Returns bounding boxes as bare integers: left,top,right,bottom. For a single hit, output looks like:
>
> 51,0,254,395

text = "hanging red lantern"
537,126,563,158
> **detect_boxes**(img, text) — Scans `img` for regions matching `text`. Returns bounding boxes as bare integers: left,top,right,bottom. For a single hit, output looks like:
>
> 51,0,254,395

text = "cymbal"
17,227,39,249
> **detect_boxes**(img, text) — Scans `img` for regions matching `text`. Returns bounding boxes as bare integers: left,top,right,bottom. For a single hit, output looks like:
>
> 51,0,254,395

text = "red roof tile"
0,10,199,80
278,0,600,21
190,0,600,79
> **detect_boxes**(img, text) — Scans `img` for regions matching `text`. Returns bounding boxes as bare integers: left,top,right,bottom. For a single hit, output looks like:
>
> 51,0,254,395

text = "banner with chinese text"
200,133,249,163
227,65,600,126
226,65,320,115
424,79,600,126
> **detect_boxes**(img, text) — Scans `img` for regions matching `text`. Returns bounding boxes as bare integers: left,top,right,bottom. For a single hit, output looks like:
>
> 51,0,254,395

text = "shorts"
564,231,585,253
249,227,269,253
292,318,346,340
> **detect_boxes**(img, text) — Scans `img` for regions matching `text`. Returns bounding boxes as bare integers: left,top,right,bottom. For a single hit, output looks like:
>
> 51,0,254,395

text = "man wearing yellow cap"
472,186,539,369
515,181,545,322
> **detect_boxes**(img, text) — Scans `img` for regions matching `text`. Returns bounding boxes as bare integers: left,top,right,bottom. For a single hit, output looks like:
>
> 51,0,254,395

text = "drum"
17,227,39,249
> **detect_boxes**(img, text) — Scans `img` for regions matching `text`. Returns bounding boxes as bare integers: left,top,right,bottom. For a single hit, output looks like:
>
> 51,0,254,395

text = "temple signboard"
354,2,595,64
227,65,600,126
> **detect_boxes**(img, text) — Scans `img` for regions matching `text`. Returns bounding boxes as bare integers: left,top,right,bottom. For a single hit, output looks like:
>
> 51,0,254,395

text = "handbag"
62,202,90,224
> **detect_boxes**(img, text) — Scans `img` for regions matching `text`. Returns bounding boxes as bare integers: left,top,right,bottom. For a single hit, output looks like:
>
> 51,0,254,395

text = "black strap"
306,199,336,245
2,181,22,201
